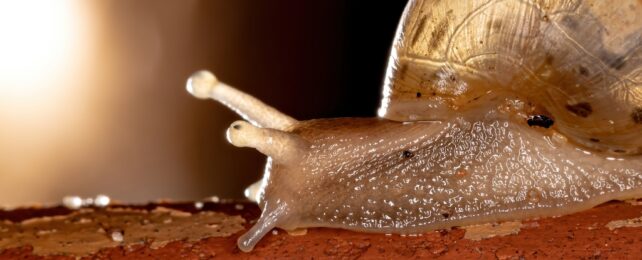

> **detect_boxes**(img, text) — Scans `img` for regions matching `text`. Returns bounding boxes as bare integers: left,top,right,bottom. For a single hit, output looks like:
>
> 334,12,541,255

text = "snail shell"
379,0,642,155
187,0,642,252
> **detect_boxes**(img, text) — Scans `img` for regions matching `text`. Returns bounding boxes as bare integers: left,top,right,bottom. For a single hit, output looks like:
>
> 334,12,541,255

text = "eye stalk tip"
225,120,308,162
186,70,218,99
226,120,254,147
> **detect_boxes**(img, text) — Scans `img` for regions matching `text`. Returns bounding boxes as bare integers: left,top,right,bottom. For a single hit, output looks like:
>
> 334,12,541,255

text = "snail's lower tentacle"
237,201,290,252
186,70,297,130
226,121,308,164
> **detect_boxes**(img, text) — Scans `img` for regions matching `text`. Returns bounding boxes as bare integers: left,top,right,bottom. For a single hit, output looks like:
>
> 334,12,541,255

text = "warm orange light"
0,1,85,98
0,0,95,207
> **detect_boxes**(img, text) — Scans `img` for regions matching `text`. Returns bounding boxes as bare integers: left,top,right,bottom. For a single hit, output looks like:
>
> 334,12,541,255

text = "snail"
186,0,642,252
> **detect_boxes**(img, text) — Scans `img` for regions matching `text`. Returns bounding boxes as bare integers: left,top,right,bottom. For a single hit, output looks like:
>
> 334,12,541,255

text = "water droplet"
94,194,110,208
62,196,82,210
235,204,244,210
206,196,220,203
194,201,204,209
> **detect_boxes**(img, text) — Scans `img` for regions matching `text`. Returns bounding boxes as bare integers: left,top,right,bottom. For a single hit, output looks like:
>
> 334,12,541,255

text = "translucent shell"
379,0,642,154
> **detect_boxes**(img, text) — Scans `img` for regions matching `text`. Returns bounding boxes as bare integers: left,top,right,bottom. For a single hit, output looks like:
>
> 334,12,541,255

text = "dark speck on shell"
632,107,642,124
527,115,555,128
609,56,626,70
578,66,589,76
565,102,593,118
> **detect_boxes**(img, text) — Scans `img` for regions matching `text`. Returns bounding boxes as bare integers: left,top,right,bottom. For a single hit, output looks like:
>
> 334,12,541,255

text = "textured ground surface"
1,200,642,259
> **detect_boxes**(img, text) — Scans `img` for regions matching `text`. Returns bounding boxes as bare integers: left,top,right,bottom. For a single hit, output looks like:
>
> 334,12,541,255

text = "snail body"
187,0,642,252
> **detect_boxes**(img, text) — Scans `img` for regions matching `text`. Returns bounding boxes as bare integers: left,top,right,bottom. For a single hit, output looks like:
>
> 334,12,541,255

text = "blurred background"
0,0,406,207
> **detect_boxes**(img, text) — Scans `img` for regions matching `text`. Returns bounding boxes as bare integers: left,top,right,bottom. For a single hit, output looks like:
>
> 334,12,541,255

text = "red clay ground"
1,200,641,259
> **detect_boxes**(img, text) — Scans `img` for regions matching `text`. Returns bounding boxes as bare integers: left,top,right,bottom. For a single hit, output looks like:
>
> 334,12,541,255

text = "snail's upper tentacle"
186,70,298,130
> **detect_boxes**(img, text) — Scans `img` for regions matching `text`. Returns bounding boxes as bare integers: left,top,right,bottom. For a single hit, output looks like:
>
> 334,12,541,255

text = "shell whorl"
379,0,642,154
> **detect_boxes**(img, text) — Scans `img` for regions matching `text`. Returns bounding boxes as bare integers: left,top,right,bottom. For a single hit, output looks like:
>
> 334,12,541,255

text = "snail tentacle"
186,70,297,130
237,201,290,252
226,120,308,164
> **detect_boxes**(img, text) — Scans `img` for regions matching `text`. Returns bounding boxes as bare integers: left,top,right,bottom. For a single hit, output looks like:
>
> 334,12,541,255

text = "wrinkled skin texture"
241,104,641,251
187,0,642,252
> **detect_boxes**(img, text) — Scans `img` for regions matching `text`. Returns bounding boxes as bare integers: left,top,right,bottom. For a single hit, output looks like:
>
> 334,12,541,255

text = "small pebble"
111,230,124,242
207,196,220,203
208,223,220,229
194,201,204,209
76,218,92,224
272,230,279,235
235,204,244,210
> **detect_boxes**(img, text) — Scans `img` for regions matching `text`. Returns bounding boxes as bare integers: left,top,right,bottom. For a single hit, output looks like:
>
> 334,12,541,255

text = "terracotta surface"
1,200,642,259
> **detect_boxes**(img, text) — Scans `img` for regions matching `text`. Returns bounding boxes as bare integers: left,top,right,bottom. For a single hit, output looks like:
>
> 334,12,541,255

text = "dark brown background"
0,0,406,206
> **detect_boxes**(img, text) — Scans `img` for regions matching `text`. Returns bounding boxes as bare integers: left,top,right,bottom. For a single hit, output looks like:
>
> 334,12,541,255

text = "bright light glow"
0,0,91,131
0,0,83,102
0,0,94,207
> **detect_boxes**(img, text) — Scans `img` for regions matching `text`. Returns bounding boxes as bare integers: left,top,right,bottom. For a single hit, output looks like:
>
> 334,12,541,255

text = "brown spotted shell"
379,0,642,154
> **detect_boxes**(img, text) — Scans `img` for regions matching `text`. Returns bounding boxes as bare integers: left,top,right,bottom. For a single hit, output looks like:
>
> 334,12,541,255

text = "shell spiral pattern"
380,0,642,154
